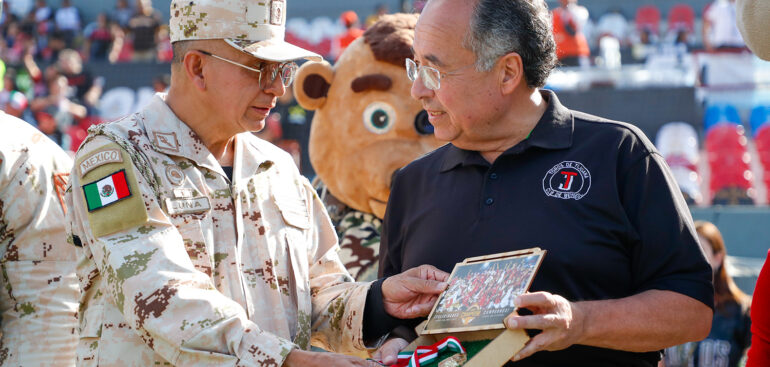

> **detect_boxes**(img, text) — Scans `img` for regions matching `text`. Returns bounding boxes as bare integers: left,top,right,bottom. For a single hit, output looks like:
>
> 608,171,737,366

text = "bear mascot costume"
294,14,441,282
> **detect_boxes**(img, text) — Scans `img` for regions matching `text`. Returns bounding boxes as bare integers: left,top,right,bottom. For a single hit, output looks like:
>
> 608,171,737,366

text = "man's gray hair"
463,0,557,88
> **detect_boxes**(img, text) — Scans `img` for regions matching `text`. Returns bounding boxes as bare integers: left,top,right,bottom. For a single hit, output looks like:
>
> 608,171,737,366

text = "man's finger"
405,277,448,295
376,338,408,365
512,332,554,361
505,313,557,330
415,264,450,282
405,298,438,317
515,292,555,309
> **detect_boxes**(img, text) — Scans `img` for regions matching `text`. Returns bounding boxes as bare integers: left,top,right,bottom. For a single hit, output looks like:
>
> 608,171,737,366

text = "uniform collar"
142,94,273,181
440,89,574,172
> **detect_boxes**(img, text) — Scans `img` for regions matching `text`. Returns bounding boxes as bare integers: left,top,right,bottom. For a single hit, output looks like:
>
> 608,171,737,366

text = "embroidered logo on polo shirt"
542,161,591,200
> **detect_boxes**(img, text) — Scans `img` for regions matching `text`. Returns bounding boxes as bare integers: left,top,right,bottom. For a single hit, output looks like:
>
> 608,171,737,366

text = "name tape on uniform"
164,196,211,215
80,149,123,177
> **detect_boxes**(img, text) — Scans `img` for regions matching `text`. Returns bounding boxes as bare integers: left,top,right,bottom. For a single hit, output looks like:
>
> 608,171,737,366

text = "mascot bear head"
294,13,442,219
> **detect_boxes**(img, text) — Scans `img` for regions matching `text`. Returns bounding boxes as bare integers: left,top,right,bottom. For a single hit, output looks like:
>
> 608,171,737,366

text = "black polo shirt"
376,90,714,367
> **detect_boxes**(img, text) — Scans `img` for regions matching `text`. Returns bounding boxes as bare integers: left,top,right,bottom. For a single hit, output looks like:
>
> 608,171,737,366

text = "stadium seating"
750,105,770,136
635,5,661,35
705,123,754,205
656,122,702,204
704,104,742,132
667,4,695,34
595,11,630,44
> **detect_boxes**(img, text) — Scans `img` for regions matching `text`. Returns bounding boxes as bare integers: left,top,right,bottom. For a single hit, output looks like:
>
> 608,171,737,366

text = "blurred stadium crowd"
0,0,768,207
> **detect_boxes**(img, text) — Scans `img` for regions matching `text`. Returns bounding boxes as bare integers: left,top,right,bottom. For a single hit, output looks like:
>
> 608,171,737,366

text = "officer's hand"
283,349,380,366
371,337,409,365
504,291,586,362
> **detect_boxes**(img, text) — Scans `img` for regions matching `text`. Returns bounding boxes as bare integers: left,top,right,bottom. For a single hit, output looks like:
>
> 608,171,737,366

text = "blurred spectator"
112,0,134,28
270,85,314,177
0,68,28,118
703,0,745,51
596,9,630,46
128,0,160,62
83,13,113,61
30,0,52,55
552,0,591,67
3,90,28,118
8,0,33,20
331,10,363,61
30,74,86,148
23,43,50,96
31,0,51,30
37,29,67,62
155,24,172,62
663,221,751,367
54,0,81,48
2,19,33,65
57,49,102,108
108,23,132,63
152,73,169,93
632,28,658,62
365,3,388,28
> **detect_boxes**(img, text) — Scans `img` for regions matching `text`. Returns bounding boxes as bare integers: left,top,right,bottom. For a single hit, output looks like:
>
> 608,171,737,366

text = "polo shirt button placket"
490,173,499,180
485,197,494,205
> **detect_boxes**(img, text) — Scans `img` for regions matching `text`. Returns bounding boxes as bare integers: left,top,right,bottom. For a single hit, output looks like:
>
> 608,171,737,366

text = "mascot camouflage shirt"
315,182,381,283
66,95,371,366
0,115,78,366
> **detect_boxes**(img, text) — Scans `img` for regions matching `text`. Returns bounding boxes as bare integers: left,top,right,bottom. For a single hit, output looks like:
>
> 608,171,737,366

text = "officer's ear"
182,50,207,90
294,61,334,110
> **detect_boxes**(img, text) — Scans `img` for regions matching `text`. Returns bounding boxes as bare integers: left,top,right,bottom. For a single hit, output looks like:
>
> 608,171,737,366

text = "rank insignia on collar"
152,132,180,153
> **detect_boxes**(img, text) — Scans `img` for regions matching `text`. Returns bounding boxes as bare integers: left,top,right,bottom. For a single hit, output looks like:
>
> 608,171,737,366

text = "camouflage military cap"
169,0,321,62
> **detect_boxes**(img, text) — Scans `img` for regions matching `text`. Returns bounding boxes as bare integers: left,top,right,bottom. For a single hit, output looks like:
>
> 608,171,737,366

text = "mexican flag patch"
83,169,132,211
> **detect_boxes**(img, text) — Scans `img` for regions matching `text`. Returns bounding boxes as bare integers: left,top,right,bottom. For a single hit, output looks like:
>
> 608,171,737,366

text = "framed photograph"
422,248,546,335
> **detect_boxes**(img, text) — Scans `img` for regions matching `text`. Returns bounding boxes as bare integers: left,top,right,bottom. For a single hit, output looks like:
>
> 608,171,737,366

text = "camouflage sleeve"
0,130,78,366
68,137,295,366
300,178,372,354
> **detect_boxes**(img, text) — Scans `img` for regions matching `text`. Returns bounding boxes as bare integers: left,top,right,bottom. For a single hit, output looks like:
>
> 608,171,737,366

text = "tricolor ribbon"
390,336,466,367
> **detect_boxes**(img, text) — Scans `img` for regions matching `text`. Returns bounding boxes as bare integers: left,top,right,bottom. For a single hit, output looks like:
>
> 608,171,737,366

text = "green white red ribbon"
390,336,466,367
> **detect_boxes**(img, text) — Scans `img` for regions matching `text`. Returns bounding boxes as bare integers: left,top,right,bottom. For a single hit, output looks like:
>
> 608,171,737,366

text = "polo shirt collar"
439,89,574,172
526,89,574,150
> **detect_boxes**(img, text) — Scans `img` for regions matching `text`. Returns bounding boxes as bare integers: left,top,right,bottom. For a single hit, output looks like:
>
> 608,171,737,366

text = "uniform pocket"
272,192,311,230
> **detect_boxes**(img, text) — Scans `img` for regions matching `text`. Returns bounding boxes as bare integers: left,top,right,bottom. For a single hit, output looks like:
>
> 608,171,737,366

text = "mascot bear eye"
363,102,396,134
414,110,434,135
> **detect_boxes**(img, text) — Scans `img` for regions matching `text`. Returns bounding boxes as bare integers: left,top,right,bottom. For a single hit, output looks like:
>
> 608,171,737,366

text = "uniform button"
490,173,499,180
485,197,494,205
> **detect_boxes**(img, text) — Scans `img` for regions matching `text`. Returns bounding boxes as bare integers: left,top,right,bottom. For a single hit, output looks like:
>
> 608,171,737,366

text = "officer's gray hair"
463,0,557,88
171,41,193,64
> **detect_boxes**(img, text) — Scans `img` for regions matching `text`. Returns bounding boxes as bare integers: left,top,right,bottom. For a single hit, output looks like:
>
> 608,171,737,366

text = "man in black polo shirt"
372,0,714,366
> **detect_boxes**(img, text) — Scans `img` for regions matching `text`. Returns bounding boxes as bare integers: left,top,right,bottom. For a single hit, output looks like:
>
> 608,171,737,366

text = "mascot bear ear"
294,61,334,111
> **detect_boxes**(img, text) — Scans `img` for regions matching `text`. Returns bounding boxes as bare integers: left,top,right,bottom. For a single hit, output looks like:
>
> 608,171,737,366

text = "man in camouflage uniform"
66,1,448,366
0,115,79,365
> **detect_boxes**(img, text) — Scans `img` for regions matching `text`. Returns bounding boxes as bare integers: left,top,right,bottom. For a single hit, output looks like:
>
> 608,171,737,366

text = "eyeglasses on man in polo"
405,58,474,90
